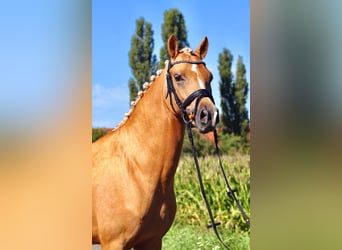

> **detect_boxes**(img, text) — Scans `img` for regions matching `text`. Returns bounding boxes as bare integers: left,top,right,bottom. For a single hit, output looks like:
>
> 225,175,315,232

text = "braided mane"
113,47,194,131
113,66,165,131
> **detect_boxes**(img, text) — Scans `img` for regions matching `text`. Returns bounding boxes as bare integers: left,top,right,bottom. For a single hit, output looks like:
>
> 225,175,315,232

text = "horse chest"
132,192,176,241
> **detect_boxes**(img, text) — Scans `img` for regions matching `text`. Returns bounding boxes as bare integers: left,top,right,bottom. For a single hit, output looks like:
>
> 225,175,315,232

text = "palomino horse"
92,35,219,250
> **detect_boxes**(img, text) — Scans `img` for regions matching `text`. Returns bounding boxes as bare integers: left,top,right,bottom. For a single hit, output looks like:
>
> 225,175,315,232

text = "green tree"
128,78,138,104
159,8,189,68
128,17,158,103
234,56,249,142
218,48,236,134
218,49,250,143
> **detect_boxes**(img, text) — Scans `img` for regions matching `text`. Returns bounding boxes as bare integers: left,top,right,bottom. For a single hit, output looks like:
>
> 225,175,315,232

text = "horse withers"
92,35,219,250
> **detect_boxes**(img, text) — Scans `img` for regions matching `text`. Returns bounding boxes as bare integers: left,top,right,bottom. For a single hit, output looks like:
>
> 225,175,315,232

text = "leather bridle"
165,58,250,250
165,59,215,123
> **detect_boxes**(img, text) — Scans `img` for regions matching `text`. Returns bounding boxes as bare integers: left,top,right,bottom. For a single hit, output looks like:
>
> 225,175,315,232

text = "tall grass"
163,154,250,249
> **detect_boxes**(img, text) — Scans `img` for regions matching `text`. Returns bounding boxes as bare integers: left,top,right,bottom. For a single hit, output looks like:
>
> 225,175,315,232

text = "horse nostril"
195,106,216,133
199,108,211,125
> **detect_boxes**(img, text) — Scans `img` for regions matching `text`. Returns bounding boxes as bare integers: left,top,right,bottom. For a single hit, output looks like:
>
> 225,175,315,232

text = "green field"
163,154,250,250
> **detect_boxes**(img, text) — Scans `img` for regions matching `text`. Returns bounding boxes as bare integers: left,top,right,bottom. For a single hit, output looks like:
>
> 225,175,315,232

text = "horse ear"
195,36,209,59
167,34,179,60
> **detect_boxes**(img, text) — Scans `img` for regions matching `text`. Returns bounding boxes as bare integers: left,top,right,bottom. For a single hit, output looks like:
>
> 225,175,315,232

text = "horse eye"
174,73,185,82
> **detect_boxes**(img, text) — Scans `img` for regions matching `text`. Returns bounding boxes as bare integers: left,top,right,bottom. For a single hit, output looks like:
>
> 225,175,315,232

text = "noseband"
165,60,215,124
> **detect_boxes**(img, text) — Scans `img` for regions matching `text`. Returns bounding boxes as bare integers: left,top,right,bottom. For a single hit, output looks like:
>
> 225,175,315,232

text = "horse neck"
118,71,185,187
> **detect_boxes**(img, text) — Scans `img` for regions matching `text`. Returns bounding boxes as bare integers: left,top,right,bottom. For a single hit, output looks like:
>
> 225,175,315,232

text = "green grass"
163,224,250,250
163,154,250,249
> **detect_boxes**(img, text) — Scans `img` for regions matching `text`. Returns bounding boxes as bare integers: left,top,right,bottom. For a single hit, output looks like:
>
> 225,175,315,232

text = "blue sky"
93,0,250,128
1,1,90,130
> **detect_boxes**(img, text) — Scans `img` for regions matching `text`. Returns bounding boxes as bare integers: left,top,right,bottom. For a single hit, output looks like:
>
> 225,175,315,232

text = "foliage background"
164,155,250,250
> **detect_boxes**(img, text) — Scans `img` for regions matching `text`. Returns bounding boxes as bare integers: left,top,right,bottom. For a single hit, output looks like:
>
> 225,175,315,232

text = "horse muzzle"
194,102,219,134
182,89,219,133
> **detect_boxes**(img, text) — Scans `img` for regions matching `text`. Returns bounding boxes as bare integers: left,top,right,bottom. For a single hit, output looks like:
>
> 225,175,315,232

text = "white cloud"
92,83,130,127
92,83,129,109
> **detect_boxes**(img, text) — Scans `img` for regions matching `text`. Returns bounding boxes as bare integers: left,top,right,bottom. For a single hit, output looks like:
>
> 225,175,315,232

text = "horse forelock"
174,47,203,62
179,47,193,56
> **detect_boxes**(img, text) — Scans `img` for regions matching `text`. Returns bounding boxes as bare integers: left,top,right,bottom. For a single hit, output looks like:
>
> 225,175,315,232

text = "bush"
216,132,250,155
182,129,249,157
92,128,109,142
182,130,216,157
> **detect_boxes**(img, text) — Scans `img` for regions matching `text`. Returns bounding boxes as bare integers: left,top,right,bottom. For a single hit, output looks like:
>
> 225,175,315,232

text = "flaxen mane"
113,67,164,131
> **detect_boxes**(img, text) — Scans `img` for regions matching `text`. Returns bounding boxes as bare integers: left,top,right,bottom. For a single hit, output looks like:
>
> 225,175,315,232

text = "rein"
165,59,250,249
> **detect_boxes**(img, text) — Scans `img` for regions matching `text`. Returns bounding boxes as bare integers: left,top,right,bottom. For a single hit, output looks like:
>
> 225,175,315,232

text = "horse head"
166,34,219,133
